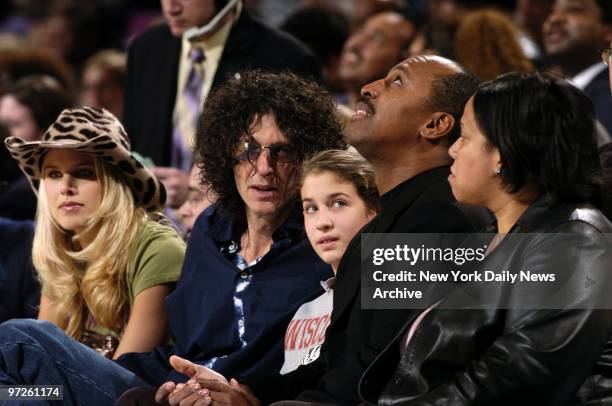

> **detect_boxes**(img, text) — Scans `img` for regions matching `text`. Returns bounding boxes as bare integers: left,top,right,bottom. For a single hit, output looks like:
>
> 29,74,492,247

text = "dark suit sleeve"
121,40,153,159
121,26,180,166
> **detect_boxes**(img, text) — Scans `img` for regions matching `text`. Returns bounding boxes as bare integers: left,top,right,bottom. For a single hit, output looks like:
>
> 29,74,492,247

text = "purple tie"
171,46,205,171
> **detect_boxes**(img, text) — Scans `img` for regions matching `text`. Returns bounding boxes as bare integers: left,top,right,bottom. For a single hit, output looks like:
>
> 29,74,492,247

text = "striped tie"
171,46,205,171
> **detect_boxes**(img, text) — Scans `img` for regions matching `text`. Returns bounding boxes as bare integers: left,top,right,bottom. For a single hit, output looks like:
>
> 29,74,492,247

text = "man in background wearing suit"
123,0,320,208
543,0,612,136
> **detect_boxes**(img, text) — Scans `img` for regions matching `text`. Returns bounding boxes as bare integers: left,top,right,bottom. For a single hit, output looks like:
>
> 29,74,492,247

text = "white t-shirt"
280,278,334,374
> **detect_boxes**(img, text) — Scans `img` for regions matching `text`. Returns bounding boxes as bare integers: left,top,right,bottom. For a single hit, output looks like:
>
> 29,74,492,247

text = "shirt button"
240,272,248,279
238,319,244,327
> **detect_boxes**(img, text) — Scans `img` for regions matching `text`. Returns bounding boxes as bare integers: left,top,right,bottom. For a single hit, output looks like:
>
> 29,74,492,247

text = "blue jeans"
0,319,146,405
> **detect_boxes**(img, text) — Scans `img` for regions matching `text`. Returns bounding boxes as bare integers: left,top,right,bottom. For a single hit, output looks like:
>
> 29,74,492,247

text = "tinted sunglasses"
233,140,296,167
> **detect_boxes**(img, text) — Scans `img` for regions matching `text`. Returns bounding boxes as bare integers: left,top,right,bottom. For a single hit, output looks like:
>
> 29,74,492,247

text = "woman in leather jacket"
360,72,612,405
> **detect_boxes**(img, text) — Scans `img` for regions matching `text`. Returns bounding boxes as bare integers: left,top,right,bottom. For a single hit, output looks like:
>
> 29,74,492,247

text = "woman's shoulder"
124,219,186,302
565,205,612,233
138,218,183,238
532,203,612,234
131,219,186,257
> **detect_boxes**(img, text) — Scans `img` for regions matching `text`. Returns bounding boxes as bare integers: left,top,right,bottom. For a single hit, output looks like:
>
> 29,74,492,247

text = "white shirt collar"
571,63,607,90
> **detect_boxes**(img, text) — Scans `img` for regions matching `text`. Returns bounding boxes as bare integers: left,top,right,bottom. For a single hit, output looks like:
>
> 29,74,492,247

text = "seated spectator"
361,72,612,404
80,49,126,121
0,74,72,220
177,163,215,239
143,149,379,405
0,217,38,322
282,149,379,374
338,11,417,110
543,0,612,136
4,106,185,359
0,71,345,405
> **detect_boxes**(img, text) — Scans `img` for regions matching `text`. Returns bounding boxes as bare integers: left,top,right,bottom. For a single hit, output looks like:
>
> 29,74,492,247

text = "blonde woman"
5,106,185,359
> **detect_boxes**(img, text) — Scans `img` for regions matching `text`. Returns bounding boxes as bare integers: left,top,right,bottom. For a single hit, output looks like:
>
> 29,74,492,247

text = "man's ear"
419,112,455,142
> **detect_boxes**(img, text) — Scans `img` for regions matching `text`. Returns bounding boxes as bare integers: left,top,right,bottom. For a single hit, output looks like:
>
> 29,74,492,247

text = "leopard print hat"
4,107,166,211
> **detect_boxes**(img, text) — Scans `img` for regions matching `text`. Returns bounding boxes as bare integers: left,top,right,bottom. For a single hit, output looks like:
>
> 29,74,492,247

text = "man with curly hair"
0,71,345,406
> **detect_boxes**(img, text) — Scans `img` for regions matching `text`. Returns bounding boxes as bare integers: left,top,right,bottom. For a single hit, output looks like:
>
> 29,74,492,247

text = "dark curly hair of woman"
196,70,346,218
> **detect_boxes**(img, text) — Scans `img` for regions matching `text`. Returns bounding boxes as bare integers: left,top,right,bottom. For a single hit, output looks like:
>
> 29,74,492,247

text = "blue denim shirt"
117,205,331,385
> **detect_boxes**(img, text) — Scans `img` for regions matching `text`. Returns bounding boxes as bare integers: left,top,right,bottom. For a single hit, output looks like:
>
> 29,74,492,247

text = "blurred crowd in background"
0,0,578,123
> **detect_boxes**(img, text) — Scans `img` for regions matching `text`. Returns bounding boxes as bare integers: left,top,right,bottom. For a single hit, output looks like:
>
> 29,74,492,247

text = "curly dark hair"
196,70,346,218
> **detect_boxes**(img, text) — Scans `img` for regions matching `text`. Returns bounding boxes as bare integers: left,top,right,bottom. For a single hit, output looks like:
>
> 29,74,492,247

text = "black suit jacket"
584,69,612,137
245,167,489,405
123,12,321,166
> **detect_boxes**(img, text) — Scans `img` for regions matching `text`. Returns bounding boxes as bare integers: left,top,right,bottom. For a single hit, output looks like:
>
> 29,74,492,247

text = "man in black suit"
156,55,485,405
543,0,612,136
123,0,320,208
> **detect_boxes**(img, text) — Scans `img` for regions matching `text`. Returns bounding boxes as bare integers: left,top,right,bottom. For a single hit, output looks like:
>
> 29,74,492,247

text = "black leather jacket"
359,197,612,405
